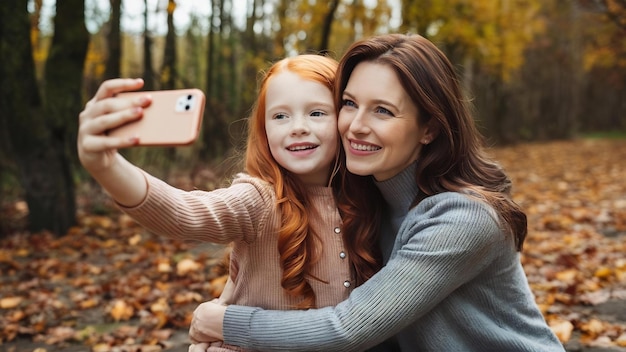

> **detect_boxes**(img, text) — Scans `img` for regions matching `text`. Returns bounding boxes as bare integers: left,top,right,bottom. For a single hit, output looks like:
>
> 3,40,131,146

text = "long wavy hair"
245,54,383,309
335,34,527,251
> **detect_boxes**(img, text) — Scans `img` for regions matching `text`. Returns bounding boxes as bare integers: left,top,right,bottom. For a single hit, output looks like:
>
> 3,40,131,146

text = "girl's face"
265,71,338,185
338,61,431,181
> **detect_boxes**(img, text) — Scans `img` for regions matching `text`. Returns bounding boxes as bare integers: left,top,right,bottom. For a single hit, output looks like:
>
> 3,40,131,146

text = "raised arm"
78,79,272,244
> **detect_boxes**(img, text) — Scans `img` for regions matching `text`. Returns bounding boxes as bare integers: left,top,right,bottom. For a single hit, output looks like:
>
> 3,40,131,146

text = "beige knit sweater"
119,172,353,350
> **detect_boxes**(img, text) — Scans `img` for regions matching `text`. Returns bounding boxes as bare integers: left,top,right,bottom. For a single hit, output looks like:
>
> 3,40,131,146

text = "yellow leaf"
128,233,142,246
150,297,170,313
579,318,605,338
616,333,626,347
0,296,23,309
548,318,574,343
555,269,578,283
109,299,134,321
176,258,201,275
80,298,99,309
594,267,612,279
92,343,112,352
158,261,173,273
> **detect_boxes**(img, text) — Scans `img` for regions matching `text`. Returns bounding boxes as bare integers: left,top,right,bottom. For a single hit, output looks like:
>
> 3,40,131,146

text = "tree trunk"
0,0,79,235
161,0,177,89
318,0,339,53
201,0,228,160
41,0,89,233
104,0,122,80
143,0,154,90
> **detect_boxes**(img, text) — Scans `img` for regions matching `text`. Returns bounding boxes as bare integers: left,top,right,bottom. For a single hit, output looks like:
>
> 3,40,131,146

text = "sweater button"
334,227,341,234
339,251,346,259
343,280,351,288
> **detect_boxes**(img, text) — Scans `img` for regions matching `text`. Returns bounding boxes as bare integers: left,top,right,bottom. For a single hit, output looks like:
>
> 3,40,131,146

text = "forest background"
0,0,625,351
0,0,625,234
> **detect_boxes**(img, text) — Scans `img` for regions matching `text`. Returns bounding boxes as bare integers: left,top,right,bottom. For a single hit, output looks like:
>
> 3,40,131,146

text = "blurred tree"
577,0,626,131
400,0,547,142
200,0,232,161
501,0,583,140
143,0,155,90
104,0,122,80
0,0,87,235
161,0,177,89
317,0,339,53
41,0,89,232
580,0,626,30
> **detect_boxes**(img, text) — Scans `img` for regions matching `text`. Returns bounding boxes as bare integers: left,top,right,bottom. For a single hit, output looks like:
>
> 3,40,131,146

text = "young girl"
77,55,383,351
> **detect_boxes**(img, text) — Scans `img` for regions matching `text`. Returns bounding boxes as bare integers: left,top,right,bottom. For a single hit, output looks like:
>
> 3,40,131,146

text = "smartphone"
108,88,205,146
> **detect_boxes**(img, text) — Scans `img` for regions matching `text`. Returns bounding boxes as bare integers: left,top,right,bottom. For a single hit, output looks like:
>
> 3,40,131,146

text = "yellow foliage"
400,0,545,82
109,299,134,321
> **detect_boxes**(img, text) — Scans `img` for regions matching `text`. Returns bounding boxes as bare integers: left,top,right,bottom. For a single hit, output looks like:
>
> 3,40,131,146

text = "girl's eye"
310,110,327,117
342,99,356,108
273,113,288,120
375,106,394,116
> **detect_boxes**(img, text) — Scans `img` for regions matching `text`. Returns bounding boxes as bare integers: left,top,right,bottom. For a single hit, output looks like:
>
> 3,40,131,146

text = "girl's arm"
79,79,272,244
190,194,504,351
77,78,152,207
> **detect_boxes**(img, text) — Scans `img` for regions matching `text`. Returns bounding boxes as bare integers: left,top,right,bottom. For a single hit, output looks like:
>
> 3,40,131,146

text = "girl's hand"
77,78,153,207
77,78,150,173
189,300,227,344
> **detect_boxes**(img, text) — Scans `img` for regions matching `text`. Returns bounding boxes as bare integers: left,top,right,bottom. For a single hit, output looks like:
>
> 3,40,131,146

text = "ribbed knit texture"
222,162,565,352
119,172,353,351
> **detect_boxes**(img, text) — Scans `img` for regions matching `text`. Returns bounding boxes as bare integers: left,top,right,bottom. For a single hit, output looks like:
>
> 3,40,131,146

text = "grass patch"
581,130,626,139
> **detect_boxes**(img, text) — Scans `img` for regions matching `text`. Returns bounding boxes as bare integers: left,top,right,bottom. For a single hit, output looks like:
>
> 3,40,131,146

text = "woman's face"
338,61,429,181
265,71,338,185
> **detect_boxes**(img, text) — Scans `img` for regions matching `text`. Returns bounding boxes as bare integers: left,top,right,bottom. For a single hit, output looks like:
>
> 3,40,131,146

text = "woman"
188,34,564,351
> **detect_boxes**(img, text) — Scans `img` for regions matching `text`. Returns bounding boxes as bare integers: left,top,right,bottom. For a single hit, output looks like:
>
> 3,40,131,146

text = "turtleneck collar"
374,161,419,218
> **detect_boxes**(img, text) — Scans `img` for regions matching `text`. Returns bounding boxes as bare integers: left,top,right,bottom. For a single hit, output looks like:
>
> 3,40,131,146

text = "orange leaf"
109,299,134,321
549,318,574,343
0,296,23,309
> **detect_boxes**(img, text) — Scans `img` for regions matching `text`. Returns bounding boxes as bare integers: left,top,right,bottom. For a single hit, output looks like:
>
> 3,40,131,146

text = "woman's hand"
77,78,152,207
77,78,149,173
188,343,209,352
189,300,227,344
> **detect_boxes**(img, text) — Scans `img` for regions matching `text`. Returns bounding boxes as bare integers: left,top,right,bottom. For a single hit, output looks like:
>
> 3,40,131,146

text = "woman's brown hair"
336,34,527,251
245,54,382,309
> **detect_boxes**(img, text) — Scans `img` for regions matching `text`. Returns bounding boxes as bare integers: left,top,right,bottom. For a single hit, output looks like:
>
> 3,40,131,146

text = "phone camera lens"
185,105,191,110
187,95,193,100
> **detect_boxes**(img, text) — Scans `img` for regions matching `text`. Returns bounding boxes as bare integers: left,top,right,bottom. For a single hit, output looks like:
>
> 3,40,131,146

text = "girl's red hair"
244,55,382,309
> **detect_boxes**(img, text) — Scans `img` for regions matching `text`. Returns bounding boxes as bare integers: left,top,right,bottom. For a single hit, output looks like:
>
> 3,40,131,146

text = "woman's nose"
348,109,370,134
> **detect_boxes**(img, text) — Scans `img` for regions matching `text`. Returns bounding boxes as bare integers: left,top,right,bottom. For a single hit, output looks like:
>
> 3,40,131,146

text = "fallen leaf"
177,258,201,275
549,318,574,343
109,299,134,321
0,296,23,309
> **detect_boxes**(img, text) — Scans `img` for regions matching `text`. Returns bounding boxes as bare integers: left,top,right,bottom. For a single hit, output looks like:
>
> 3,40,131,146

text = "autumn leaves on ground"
1,138,626,352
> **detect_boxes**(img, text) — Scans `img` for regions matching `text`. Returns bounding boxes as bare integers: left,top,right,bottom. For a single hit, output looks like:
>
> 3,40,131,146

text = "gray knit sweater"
221,163,565,352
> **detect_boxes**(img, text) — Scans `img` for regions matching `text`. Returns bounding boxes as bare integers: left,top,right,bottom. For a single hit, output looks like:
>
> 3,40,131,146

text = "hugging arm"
195,195,502,351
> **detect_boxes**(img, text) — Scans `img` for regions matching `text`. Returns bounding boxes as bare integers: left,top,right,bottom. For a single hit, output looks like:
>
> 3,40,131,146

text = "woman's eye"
375,106,393,116
342,99,356,108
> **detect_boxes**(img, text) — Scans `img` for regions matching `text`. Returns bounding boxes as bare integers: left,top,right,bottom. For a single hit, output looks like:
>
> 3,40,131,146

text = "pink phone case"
109,88,205,146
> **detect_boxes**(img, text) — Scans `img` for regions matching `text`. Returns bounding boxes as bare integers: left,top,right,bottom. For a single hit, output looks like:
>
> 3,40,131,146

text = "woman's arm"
190,194,504,351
